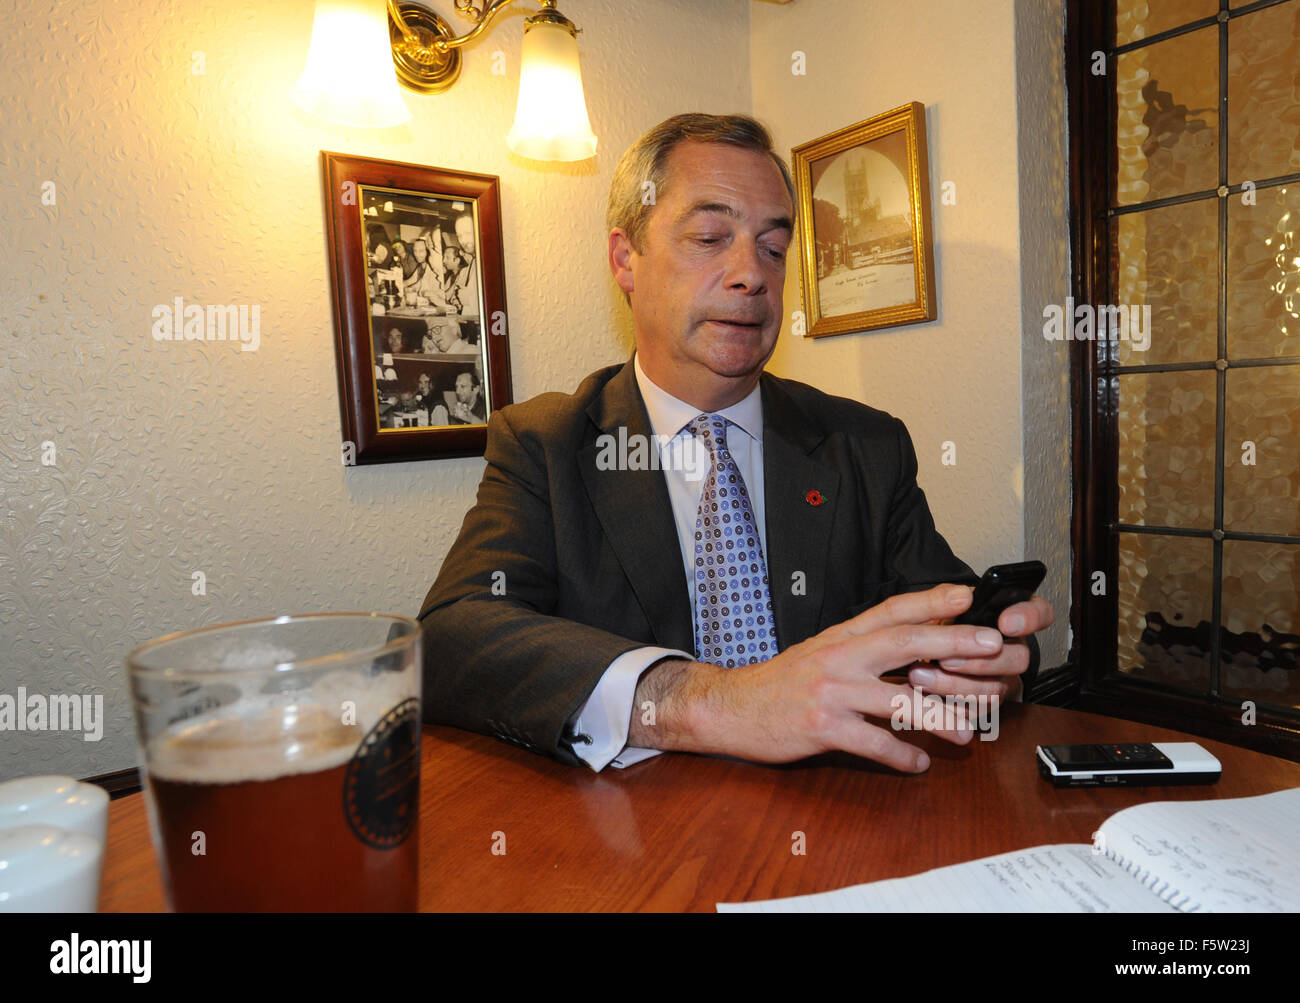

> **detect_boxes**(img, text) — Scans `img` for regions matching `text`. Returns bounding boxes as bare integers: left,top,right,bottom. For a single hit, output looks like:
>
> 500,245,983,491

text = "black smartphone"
952,560,1046,630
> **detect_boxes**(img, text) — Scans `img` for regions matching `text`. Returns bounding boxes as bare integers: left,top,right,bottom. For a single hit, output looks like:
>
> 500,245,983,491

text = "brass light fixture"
295,0,597,161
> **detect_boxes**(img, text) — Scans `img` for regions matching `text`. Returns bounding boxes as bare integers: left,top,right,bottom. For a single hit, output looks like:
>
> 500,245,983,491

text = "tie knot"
689,414,730,452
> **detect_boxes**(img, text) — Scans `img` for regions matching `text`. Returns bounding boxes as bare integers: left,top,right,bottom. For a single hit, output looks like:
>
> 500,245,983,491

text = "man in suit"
419,113,1054,773
451,214,479,318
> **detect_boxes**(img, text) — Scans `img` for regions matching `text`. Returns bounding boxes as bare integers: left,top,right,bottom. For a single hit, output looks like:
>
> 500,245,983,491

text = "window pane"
1115,199,1218,365
1228,183,1300,360
1118,532,1214,693
1221,540,1300,709
1116,0,1219,46
1223,364,1300,536
1115,27,1219,206
1118,371,1217,527
1228,1,1300,184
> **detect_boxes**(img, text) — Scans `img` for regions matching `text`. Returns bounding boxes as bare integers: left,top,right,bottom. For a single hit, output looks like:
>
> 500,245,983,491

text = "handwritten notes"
718,787,1300,913
1099,787,1300,912
718,845,1171,913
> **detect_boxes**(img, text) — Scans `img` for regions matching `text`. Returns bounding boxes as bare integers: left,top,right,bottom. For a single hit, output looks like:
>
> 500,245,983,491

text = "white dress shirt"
568,355,767,770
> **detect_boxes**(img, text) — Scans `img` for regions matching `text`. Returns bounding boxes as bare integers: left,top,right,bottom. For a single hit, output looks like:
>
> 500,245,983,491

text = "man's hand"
629,585,1026,773
906,588,1055,701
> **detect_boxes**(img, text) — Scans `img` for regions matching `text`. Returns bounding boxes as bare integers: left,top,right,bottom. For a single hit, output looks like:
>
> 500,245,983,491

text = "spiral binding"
1104,845,1200,912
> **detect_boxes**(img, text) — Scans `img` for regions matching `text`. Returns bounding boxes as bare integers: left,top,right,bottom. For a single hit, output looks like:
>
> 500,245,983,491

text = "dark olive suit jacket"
419,359,996,766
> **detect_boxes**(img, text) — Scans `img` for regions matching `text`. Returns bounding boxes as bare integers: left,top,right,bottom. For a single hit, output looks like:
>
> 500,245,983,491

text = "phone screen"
1042,743,1174,770
1044,744,1112,768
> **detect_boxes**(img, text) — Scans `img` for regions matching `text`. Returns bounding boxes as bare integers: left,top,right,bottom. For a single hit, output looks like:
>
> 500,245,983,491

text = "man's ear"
608,228,636,296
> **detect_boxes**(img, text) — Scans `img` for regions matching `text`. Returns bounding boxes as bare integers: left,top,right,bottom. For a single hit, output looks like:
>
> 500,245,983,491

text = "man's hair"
606,113,796,257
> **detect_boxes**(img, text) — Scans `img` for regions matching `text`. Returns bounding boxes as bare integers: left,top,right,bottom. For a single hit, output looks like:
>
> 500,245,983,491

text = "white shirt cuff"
569,646,693,771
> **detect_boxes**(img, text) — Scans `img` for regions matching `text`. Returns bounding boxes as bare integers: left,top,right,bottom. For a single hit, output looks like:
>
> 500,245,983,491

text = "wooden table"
100,703,1300,912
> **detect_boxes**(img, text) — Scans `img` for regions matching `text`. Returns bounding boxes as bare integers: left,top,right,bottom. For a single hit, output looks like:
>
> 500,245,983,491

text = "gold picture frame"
791,102,937,337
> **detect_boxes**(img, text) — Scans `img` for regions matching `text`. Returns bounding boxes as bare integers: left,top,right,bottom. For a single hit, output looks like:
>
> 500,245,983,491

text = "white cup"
0,775,109,912
0,775,108,843
0,825,104,912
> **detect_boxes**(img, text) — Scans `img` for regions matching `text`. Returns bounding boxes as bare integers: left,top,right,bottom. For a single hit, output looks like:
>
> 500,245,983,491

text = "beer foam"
147,700,361,785
311,668,414,735
210,640,301,672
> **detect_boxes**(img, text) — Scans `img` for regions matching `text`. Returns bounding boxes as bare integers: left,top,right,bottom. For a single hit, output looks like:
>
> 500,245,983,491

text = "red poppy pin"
805,489,824,507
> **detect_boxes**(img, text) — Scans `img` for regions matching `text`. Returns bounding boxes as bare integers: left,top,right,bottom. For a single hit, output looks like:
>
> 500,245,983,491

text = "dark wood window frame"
1063,0,1300,761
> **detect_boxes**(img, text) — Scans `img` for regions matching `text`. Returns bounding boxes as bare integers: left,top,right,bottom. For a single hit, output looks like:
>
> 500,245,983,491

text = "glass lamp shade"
505,21,598,161
292,0,412,128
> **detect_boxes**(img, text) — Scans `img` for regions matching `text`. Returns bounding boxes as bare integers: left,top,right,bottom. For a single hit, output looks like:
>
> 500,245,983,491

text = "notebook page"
1097,786,1300,913
717,844,1176,912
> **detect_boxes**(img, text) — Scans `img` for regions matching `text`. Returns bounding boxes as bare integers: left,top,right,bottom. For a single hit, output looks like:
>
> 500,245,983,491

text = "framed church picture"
321,151,513,465
791,102,938,337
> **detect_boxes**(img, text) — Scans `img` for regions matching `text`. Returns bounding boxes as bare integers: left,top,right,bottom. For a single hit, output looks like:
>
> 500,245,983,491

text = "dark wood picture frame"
321,151,513,464
791,102,937,338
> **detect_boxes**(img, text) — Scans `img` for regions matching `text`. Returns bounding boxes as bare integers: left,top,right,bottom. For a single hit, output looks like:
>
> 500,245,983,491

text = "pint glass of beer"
126,613,421,912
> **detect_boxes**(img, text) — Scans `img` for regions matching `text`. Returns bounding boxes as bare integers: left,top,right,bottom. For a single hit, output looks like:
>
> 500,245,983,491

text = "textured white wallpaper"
0,0,752,781
1013,0,1071,676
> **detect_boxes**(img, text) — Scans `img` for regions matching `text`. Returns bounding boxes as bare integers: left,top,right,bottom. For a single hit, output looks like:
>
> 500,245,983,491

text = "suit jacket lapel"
578,361,695,652
761,374,840,647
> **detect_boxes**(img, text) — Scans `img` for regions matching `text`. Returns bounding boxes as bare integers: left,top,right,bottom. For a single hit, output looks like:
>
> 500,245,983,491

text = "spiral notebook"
717,786,1300,913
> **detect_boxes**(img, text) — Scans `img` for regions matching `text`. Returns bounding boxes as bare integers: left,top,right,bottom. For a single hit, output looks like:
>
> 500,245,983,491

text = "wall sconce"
293,0,597,162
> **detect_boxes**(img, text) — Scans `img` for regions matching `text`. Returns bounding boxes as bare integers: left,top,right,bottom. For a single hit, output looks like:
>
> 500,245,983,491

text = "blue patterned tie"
689,414,778,668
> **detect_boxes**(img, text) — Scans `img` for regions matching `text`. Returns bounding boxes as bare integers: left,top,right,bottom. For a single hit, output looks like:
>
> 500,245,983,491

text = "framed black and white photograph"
791,102,937,338
322,152,512,463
